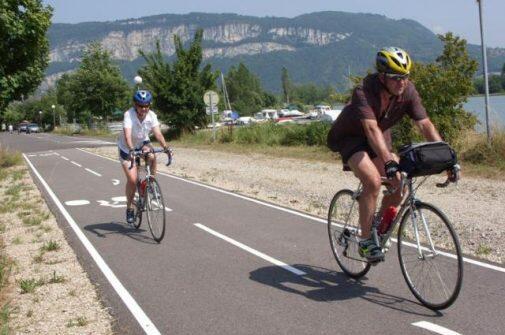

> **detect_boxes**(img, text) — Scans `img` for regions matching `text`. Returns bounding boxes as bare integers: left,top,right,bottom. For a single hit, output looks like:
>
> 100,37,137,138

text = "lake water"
464,95,505,131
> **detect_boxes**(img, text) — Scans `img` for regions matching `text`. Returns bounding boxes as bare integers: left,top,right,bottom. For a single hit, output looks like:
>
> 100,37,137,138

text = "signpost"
204,90,219,141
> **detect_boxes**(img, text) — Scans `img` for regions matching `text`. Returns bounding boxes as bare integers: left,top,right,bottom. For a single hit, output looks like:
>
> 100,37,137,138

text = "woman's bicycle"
327,162,463,310
130,148,172,243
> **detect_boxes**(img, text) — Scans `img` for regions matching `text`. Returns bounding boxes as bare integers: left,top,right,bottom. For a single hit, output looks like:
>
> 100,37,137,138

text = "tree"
281,67,291,104
55,43,130,125
138,29,218,136
225,63,271,116
0,1,53,112
393,33,478,146
501,62,505,90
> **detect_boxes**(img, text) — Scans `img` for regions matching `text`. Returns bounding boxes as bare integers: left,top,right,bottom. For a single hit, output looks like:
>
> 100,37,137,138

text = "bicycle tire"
145,177,166,243
133,183,143,229
397,201,463,310
328,189,371,278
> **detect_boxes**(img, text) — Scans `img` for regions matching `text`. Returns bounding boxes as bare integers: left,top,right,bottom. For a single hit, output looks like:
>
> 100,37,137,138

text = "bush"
461,130,505,170
0,147,22,168
280,125,306,146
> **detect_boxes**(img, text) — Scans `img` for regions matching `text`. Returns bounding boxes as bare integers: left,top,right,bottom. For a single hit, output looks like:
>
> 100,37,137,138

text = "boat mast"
221,72,232,111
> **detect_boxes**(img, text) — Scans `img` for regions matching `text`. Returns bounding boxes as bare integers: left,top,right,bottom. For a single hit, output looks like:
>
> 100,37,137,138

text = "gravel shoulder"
0,164,113,334
90,145,505,265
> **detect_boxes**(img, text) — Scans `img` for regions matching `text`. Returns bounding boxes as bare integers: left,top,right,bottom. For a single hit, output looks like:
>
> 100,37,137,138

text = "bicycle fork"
410,205,438,260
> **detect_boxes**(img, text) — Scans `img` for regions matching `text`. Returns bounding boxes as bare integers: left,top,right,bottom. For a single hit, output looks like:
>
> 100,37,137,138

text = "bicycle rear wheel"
397,202,463,310
145,177,166,243
328,189,371,278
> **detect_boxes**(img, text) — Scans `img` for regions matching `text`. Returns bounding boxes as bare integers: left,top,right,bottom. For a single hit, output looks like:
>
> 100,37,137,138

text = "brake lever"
165,149,173,167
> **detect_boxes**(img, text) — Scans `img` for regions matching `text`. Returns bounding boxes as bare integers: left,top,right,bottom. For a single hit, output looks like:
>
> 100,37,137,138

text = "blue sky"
42,0,505,47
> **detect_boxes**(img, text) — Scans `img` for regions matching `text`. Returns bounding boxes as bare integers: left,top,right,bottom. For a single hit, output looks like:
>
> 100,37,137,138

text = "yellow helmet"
376,47,412,75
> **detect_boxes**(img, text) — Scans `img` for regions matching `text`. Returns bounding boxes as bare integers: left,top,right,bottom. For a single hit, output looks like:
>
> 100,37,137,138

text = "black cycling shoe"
126,208,135,225
359,239,385,262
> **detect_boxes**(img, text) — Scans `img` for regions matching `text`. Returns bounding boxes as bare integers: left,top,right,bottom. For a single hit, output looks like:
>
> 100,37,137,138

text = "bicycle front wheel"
145,177,166,243
397,202,463,310
328,189,371,278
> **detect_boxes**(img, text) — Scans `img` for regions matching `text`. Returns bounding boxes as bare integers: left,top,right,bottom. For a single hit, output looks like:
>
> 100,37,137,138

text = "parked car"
27,123,41,133
17,122,29,133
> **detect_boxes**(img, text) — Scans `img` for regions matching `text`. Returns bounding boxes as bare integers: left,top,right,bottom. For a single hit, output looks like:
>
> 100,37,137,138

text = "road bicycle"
130,148,172,243
327,164,463,310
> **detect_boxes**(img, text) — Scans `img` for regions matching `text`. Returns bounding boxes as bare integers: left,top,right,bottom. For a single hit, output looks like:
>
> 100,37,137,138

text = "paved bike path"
19,142,505,335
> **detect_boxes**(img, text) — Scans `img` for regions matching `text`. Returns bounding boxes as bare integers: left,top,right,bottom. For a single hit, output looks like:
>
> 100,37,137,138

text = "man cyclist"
118,90,171,225
327,47,448,262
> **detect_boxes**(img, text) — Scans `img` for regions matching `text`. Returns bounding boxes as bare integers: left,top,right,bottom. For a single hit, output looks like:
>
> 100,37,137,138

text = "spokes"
145,179,166,242
328,190,370,278
398,204,463,309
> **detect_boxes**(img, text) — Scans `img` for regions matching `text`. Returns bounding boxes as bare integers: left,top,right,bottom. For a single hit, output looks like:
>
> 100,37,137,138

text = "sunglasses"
385,73,409,81
135,103,150,109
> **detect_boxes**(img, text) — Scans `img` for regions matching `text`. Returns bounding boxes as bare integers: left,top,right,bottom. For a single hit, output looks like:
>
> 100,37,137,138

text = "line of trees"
473,63,505,94
0,4,484,146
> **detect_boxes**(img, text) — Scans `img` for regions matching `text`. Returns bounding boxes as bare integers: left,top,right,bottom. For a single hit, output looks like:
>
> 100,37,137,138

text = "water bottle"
379,206,398,234
139,179,147,196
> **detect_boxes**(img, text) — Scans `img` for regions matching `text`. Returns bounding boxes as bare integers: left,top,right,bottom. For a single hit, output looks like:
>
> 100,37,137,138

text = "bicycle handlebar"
128,147,173,170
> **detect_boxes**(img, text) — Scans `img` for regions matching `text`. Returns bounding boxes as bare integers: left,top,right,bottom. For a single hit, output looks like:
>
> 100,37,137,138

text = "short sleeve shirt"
117,107,160,153
327,73,427,147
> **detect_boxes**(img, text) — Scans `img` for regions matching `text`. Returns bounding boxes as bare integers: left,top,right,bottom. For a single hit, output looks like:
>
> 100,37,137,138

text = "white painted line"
194,223,306,276
112,179,120,186
79,148,505,274
111,196,126,202
412,321,461,335
61,156,69,161
70,161,82,167
165,207,172,212
23,154,161,335
65,200,90,206
27,154,37,157
85,168,102,177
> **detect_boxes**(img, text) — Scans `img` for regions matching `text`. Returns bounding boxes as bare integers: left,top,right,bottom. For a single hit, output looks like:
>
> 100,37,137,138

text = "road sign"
206,106,219,115
204,90,219,106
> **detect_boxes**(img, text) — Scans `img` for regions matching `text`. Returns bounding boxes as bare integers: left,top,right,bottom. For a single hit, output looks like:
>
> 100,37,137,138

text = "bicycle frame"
350,173,439,259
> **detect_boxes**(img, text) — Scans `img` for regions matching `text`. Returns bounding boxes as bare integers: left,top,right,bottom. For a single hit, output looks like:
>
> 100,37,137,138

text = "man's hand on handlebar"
385,160,400,179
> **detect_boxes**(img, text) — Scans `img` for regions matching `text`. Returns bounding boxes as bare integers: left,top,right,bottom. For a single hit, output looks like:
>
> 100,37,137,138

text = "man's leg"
347,151,382,239
372,154,402,217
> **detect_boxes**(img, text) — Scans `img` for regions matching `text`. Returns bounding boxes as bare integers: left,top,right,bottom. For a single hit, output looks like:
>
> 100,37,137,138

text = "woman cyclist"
118,90,171,225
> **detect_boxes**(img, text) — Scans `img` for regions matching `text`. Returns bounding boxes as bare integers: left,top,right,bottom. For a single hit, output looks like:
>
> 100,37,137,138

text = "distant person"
8,124,13,134
327,47,456,262
117,90,171,225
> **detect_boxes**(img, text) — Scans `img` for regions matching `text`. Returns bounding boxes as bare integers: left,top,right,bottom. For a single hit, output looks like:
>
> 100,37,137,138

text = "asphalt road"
1,132,504,335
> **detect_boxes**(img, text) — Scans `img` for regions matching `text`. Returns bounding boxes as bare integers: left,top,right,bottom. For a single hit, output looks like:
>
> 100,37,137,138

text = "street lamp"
477,0,491,143
134,75,142,90
38,110,42,125
51,104,56,129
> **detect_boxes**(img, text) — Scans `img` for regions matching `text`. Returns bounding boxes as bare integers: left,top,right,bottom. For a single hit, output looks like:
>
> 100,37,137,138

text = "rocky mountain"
46,11,505,92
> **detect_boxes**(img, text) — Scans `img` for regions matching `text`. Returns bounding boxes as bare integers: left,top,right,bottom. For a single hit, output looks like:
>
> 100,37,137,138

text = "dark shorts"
118,140,151,162
328,136,377,164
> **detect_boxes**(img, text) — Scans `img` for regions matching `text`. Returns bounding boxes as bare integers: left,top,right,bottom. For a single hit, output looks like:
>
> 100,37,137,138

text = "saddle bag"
398,142,457,177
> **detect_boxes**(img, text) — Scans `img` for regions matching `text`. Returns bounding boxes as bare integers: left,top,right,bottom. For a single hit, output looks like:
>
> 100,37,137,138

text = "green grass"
19,278,44,294
1,304,11,334
0,148,22,169
175,125,505,180
41,240,60,252
22,216,42,227
66,316,88,328
48,271,65,284
11,237,22,245
476,243,492,256
0,256,11,291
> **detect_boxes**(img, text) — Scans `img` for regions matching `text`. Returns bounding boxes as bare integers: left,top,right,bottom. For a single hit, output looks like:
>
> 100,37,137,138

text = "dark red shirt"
328,73,428,147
